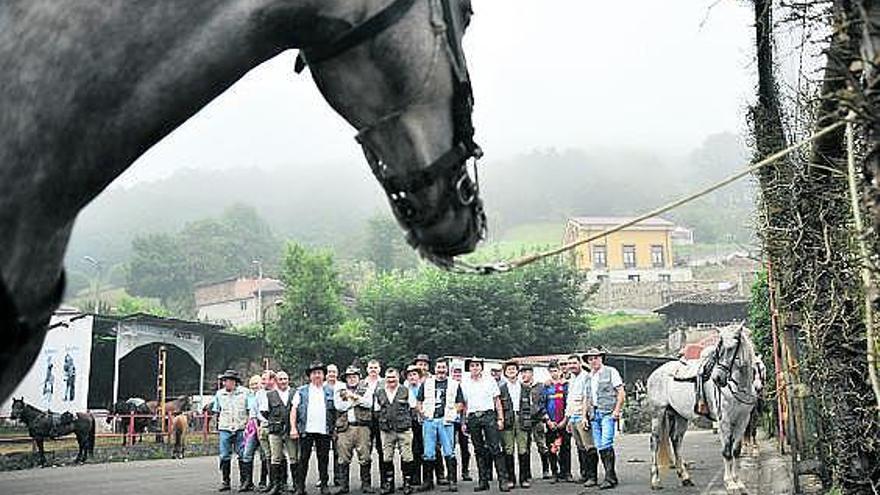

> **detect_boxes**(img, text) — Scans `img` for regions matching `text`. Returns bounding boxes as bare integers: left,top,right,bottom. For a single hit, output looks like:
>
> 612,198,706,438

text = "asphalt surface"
0,430,760,495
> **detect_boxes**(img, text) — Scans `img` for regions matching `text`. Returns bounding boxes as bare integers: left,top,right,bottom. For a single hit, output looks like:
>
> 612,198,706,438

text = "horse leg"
36,438,46,467
649,415,663,490
670,416,693,487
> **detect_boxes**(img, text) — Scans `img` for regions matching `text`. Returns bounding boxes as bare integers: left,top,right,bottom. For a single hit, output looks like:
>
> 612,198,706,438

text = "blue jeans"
590,410,616,451
219,429,245,461
422,418,455,460
242,433,263,463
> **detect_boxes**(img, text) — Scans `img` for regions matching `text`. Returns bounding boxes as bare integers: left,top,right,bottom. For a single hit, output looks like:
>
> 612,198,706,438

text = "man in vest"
255,370,277,492
213,369,250,492
583,348,625,490
520,364,546,482
460,357,509,493
364,359,384,467
291,361,336,495
326,364,341,489
416,358,464,492
260,370,296,495
375,367,416,495
498,361,535,489
404,365,425,488
566,354,599,486
333,366,375,495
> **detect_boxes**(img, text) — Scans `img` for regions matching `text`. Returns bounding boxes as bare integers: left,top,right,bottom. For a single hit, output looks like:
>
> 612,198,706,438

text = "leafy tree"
267,243,363,374
361,214,418,273
125,204,281,317
357,260,590,368
111,295,169,317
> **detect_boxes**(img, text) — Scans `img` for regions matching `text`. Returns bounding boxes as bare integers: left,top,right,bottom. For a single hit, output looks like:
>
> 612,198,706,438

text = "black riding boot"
291,462,304,495
598,449,618,489
360,463,376,494
548,453,559,483
240,460,255,492
504,454,516,490
494,456,510,492
278,460,288,492
332,464,350,495
259,460,269,491
518,454,531,488
444,456,458,492
539,452,550,480
577,449,588,482
402,461,414,495
267,464,283,495
220,459,232,492
583,448,599,487
474,456,490,492
418,460,435,492
380,461,395,495
436,450,448,485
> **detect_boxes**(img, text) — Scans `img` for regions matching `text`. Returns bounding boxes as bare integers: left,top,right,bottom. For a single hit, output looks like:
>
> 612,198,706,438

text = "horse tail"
656,408,674,471
88,414,96,457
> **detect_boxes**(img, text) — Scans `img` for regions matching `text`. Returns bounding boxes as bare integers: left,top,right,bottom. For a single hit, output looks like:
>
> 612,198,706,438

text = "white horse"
647,324,757,493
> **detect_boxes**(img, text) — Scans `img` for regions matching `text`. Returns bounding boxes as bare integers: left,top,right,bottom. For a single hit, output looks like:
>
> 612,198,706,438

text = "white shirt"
566,371,589,420
257,387,290,412
305,385,328,434
460,375,500,413
503,379,521,412
589,366,624,406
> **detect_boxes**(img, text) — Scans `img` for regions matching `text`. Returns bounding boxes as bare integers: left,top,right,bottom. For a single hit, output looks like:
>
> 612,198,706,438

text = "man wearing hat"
584,348,625,490
291,361,336,495
333,366,376,494
566,354,599,486
260,370,296,495
498,360,535,489
375,368,416,495
416,358,464,492
405,365,425,488
212,370,250,492
460,357,510,492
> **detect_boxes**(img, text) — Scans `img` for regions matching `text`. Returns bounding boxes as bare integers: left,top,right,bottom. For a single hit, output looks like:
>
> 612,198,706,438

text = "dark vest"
375,386,411,433
295,384,336,435
267,388,294,435
352,381,374,424
499,381,534,430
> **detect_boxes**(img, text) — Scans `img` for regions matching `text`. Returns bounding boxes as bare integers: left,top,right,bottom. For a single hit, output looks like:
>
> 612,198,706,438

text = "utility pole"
83,256,101,313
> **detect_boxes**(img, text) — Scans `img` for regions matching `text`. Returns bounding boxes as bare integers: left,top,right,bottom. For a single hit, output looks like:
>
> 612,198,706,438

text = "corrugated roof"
569,216,676,228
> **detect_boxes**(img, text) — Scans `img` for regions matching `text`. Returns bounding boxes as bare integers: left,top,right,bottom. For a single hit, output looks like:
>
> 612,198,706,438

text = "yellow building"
563,216,690,283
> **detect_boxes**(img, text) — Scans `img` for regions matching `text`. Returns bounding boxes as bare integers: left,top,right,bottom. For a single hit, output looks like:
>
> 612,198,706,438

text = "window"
592,245,607,268
659,274,671,283
628,274,641,282
240,300,248,311
651,245,665,267
622,245,636,268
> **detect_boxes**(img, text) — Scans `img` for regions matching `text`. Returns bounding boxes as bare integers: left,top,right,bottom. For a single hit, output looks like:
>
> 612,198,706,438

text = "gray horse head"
710,324,747,387
302,0,485,265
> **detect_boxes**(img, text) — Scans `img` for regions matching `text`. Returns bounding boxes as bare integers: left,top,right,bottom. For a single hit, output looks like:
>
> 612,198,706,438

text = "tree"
267,243,361,374
125,204,281,317
357,260,590,369
361,214,418,273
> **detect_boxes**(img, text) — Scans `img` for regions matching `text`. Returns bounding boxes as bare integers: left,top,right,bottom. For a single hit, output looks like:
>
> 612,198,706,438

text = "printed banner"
1,310,93,415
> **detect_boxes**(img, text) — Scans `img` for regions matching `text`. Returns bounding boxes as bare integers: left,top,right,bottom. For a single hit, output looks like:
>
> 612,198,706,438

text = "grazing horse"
107,397,153,445
171,413,189,459
10,397,95,466
0,0,486,405
646,324,757,493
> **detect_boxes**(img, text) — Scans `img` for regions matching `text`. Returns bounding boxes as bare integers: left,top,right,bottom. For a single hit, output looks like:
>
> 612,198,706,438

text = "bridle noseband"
295,0,485,256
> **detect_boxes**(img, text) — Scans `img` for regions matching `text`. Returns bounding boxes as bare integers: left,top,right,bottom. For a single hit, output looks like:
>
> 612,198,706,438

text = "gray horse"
646,324,757,493
0,0,485,404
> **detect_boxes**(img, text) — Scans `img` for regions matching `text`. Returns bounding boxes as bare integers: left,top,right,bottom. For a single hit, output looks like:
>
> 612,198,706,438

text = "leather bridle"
294,0,485,257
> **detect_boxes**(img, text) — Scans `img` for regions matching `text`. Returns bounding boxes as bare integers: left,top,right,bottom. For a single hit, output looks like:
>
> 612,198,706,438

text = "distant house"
194,277,284,327
563,216,693,283
670,225,695,245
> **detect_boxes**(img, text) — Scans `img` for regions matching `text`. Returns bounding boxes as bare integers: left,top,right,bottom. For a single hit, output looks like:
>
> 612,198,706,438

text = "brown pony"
171,413,188,459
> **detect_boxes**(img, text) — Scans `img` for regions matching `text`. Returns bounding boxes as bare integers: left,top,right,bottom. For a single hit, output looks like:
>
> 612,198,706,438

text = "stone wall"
588,280,728,312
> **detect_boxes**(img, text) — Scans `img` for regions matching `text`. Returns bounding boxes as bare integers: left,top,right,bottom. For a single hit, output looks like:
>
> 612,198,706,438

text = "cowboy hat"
463,356,484,370
305,361,328,376
219,369,242,383
405,364,421,375
411,353,430,365
502,360,520,371
342,366,362,378
582,347,607,360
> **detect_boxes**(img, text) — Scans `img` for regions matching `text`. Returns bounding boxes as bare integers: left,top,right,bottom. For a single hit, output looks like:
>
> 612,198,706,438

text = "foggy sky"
116,1,755,187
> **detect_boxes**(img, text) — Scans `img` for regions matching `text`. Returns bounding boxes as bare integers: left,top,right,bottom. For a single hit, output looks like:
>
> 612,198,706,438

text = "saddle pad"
672,359,702,382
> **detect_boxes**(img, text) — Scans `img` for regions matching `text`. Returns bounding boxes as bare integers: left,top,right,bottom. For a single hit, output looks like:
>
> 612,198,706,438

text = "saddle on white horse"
671,358,714,417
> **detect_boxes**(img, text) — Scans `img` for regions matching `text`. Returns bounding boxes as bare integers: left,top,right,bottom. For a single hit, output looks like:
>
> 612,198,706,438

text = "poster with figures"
0,309,93,415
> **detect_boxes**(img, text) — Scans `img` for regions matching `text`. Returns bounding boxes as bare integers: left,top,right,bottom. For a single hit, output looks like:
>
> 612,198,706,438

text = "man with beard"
375,368,416,495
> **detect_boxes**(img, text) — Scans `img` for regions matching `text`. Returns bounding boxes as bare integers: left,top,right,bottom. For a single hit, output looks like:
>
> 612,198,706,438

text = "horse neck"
0,0,327,318
19,403,45,424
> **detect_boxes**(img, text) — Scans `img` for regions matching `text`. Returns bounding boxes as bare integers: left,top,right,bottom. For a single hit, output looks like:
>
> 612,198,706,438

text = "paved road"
0,431,758,495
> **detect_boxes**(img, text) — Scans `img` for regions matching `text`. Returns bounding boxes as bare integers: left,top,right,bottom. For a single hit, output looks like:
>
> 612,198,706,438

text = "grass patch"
589,312,661,330
583,312,667,350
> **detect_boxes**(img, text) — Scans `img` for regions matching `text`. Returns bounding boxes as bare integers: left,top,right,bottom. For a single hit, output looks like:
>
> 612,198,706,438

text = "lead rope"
454,119,849,275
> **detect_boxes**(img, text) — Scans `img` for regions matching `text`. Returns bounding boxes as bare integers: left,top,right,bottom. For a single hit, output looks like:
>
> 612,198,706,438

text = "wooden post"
158,345,167,435
128,410,136,445
766,261,786,452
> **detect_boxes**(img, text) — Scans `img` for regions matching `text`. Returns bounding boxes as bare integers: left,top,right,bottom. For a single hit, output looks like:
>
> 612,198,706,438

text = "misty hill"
65,132,754,275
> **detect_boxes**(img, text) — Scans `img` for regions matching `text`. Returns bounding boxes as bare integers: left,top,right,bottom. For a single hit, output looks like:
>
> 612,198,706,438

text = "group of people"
210,348,625,494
